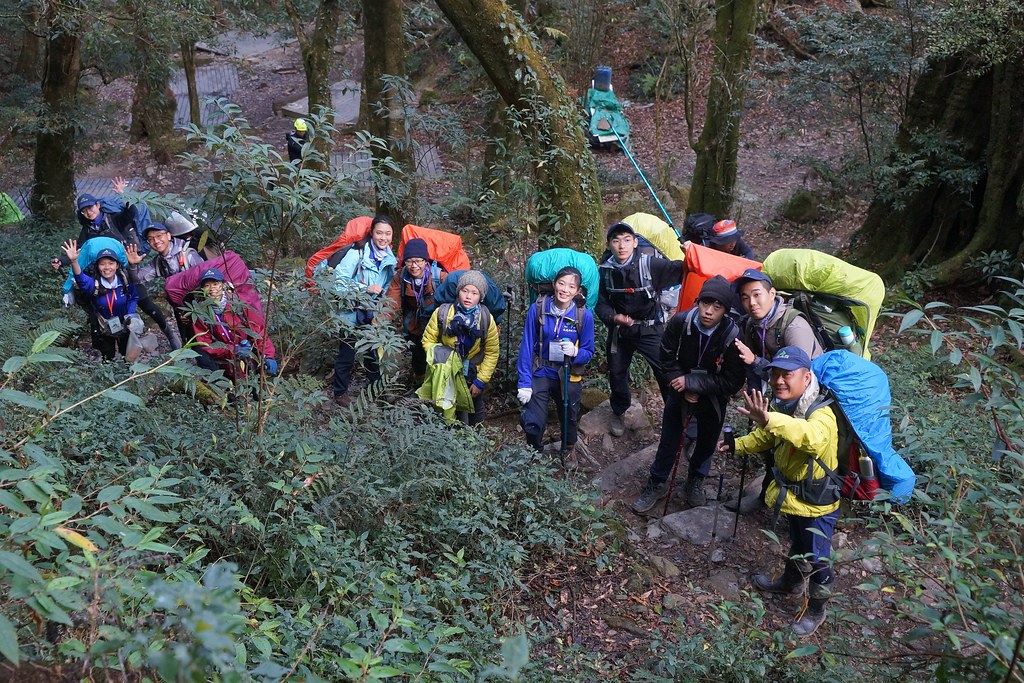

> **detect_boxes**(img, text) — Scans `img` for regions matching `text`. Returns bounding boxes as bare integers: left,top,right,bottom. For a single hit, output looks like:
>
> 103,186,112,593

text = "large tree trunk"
362,0,417,229
14,7,40,80
30,23,81,224
853,58,1024,285
182,41,202,129
287,0,340,171
434,0,604,251
686,0,758,218
126,1,177,163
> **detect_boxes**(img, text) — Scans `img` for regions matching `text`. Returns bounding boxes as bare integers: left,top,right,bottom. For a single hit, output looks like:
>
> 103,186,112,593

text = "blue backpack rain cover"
426,269,506,325
811,350,916,502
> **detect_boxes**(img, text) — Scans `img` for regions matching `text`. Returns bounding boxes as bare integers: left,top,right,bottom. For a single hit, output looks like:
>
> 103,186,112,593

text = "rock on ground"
707,569,741,600
592,444,657,498
648,555,680,578
578,399,648,437
659,504,737,545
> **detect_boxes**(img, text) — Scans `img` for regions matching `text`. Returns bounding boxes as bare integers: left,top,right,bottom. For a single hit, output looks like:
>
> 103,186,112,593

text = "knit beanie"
698,275,734,308
457,270,489,299
403,238,430,262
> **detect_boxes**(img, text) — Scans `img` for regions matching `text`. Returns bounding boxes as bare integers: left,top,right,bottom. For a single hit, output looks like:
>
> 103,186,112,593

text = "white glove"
126,315,145,335
517,388,533,405
559,340,578,358
62,292,75,308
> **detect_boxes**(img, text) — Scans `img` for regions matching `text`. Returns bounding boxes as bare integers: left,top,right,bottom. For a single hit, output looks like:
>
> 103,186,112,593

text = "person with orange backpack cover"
386,237,446,385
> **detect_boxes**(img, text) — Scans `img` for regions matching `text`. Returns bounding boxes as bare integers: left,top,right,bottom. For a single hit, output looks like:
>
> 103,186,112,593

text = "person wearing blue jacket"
516,267,595,463
330,215,398,405
62,239,142,361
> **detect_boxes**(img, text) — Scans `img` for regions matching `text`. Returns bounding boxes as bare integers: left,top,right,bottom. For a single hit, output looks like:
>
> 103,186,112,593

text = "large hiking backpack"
398,224,471,273
682,213,716,244
304,216,374,278
427,270,506,325
762,249,885,359
806,350,916,503
620,212,685,261
525,248,599,310
678,242,761,313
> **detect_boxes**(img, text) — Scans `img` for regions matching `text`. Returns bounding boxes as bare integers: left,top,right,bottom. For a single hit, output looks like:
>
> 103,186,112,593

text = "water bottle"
723,426,735,454
837,325,863,356
858,453,876,481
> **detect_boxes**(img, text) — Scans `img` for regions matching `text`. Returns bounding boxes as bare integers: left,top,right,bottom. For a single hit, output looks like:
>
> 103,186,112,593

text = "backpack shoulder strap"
775,305,802,348
534,295,549,355
437,303,452,327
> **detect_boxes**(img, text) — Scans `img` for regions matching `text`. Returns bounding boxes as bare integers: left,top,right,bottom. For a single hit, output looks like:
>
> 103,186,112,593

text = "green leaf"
898,309,925,333
785,644,819,659
27,354,71,364
929,329,943,354
0,550,42,582
0,614,18,665
0,490,31,515
2,357,27,374
97,486,125,504
30,332,60,354
103,389,145,407
0,390,47,411
123,497,176,523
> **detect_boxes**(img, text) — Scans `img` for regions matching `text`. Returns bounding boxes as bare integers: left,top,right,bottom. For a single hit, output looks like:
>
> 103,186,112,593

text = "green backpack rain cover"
525,248,600,310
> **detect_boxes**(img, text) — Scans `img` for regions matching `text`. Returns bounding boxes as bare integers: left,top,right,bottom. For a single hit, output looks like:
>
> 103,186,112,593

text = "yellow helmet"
294,118,308,132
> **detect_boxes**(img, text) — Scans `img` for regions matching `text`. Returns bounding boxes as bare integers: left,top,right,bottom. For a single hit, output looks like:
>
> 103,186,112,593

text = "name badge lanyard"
213,310,233,343
695,332,711,367
104,290,117,318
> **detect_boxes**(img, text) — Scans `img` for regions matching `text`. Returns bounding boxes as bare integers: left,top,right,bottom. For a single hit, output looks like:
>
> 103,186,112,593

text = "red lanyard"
105,291,116,316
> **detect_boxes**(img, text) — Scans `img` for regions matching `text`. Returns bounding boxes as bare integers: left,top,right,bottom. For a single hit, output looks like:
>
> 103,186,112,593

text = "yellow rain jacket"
421,304,500,384
734,405,840,518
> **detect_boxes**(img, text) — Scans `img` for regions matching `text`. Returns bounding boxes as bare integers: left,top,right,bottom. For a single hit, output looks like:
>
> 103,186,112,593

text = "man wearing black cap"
597,221,685,436
632,276,745,512
722,345,840,637
386,237,446,384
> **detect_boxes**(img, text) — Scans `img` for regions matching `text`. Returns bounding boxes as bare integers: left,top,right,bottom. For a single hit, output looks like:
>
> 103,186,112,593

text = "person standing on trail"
597,221,684,437
329,215,398,406
287,119,310,164
386,237,447,387
706,219,755,260
728,268,823,514
418,270,499,426
631,276,745,513
516,267,596,464
719,346,840,638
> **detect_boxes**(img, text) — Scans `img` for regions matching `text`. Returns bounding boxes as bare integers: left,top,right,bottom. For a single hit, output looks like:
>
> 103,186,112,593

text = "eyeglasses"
405,258,428,268
146,232,169,243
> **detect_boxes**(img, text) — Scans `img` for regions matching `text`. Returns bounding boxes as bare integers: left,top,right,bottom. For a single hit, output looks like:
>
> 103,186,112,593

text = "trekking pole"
503,285,515,384
661,409,693,517
708,471,726,572
611,128,677,236
560,356,571,470
725,426,744,538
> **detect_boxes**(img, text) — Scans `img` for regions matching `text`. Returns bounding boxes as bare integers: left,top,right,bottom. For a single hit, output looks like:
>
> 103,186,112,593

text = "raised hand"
737,388,771,428
125,244,144,265
61,239,79,262
112,176,128,193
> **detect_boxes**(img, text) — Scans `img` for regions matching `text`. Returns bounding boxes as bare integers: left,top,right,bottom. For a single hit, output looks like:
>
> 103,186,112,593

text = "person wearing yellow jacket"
418,271,499,425
724,345,840,637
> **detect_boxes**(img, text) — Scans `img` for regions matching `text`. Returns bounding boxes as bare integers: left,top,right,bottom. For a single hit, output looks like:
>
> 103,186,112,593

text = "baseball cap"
77,194,99,211
142,222,170,237
200,268,225,283
606,221,636,240
733,268,773,291
95,248,120,263
766,346,811,371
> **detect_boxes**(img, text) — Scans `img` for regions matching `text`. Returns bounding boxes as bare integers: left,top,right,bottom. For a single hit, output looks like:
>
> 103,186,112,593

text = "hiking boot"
792,583,831,637
610,412,625,437
752,559,806,595
631,479,669,513
334,393,353,408
683,474,706,508
161,323,183,351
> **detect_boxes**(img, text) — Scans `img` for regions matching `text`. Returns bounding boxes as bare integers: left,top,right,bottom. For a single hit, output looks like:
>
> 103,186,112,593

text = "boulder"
592,444,657,496
649,555,680,578
659,504,737,545
782,189,822,224
581,387,609,411
707,569,741,600
579,399,648,437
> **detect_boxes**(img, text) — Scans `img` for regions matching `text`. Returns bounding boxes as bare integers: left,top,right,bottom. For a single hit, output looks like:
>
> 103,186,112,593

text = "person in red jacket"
192,268,277,380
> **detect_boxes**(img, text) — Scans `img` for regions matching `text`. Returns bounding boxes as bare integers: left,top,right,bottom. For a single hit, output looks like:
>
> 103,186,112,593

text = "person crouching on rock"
631,276,744,513
720,345,840,637
516,267,595,464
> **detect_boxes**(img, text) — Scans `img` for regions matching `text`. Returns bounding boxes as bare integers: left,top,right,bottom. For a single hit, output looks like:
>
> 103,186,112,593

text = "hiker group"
52,179,915,639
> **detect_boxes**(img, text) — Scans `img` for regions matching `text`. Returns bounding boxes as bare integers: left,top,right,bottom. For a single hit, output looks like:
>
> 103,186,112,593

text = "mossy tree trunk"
181,41,202,129
285,0,340,171
15,6,40,80
686,0,759,218
435,0,603,251
30,16,80,224
853,58,1024,286
362,0,417,229
126,0,177,163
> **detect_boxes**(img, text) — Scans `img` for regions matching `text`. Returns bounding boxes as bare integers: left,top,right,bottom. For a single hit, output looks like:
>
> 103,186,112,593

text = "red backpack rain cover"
398,224,471,273
678,243,762,312
304,216,374,279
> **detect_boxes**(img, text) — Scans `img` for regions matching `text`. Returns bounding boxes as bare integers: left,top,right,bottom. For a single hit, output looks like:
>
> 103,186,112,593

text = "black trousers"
650,392,726,484
520,373,583,451
333,337,380,396
606,326,670,415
